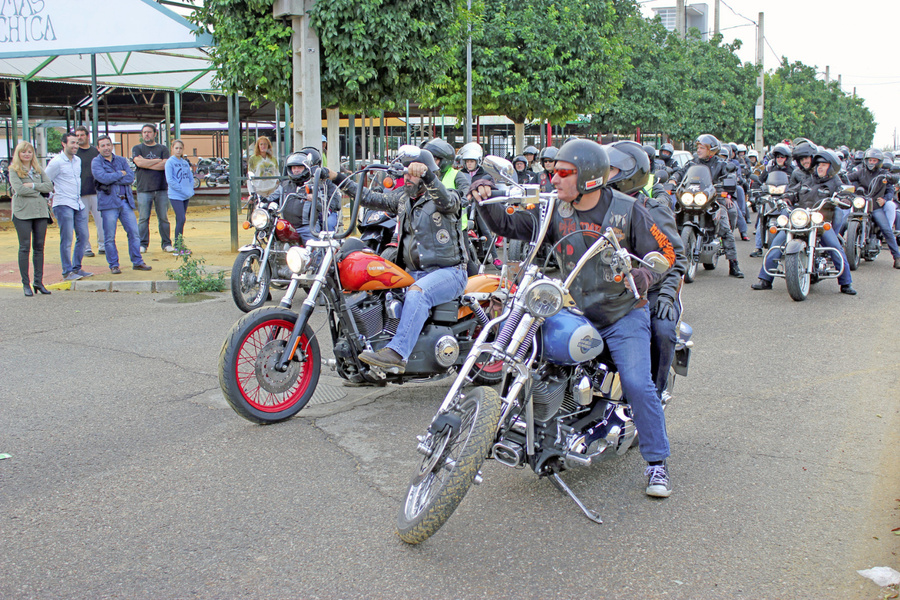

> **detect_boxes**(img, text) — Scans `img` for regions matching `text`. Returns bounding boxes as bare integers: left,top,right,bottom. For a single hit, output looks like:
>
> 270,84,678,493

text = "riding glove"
654,295,677,321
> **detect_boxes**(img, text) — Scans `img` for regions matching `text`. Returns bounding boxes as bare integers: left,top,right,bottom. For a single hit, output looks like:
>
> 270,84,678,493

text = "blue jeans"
137,190,171,249
759,228,851,285
101,205,144,268
872,206,900,258
53,205,89,275
598,306,670,463
833,208,848,235
647,290,681,398
387,265,468,361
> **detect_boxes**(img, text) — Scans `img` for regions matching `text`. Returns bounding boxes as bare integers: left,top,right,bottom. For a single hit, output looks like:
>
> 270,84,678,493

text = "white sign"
0,0,212,59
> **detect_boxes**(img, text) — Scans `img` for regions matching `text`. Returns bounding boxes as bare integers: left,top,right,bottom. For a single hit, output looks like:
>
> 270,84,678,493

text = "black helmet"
421,138,455,171
538,146,558,163
728,142,739,156
719,145,733,161
853,150,865,161
396,144,439,175
792,142,816,160
891,162,900,174
863,147,884,171
642,144,657,162
772,143,792,160
554,139,610,194
659,143,674,160
695,134,720,156
812,149,840,179
513,155,528,168
523,145,539,157
608,141,651,195
839,145,851,158
285,148,320,183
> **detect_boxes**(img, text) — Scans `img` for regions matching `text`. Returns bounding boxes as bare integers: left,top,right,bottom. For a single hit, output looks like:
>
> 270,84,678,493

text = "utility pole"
274,0,322,153
465,0,472,144
676,0,686,39
714,0,720,37
754,12,764,151
825,66,830,84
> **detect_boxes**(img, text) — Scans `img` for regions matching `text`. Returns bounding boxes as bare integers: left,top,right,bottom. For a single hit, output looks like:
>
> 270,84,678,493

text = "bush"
165,235,225,296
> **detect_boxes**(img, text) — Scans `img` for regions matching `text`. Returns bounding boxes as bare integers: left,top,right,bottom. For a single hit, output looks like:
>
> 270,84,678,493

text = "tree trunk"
514,122,525,155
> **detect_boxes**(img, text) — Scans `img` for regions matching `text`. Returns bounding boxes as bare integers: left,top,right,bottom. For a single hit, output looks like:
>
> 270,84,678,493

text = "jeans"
298,213,339,245
170,199,189,244
734,187,748,236
648,290,681,398
53,204,89,275
598,306,670,463
137,190,171,249
81,193,105,250
12,216,48,285
759,228,851,285
101,205,144,268
833,208,848,235
872,206,900,258
387,265,468,361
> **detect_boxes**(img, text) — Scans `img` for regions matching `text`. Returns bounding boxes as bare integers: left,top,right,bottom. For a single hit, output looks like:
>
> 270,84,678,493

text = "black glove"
654,294,676,321
630,267,653,297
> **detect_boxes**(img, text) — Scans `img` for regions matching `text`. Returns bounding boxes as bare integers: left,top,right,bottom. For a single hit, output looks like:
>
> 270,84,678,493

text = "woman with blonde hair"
247,135,279,196
9,141,54,296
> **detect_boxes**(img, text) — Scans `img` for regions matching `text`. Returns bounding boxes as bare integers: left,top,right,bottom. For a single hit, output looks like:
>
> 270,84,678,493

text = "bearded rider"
470,139,678,498
324,148,469,373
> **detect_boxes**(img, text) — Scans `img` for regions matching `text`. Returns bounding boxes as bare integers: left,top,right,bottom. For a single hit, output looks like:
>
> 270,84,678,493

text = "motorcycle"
396,156,687,544
204,158,228,187
673,165,733,282
218,150,507,424
762,191,852,301
754,170,791,250
843,177,887,270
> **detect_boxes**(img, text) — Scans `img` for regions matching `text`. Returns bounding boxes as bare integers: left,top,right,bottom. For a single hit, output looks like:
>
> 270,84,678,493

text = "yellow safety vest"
442,168,467,229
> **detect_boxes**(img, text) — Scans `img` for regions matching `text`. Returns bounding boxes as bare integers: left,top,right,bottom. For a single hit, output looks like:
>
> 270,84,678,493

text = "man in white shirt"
45,132,92,280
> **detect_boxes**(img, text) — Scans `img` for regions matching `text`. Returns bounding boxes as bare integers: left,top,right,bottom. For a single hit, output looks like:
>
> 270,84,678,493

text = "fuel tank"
539,309,605,365
339,251,415,291
458,274,502,319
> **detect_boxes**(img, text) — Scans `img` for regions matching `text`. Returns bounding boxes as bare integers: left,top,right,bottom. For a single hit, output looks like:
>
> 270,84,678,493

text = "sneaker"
63,271,83,281
84,250,95,257
645,462,672,498
98,248,105,255
749,249,763,258
740,234,750,241
358,347,406,374
750,278,772,290
110,266,122,274
493,258,503,268
164,245,175,252
132,263,153,271
76,270,94,278
140,246,147,253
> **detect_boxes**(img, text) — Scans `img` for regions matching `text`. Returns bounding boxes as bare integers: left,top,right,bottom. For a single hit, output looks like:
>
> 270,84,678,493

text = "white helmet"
748,149,759,159
458,142,484,164
736,143,748,153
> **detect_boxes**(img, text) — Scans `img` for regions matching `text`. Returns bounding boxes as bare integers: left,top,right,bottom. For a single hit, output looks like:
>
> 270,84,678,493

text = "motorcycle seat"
431,299,462,323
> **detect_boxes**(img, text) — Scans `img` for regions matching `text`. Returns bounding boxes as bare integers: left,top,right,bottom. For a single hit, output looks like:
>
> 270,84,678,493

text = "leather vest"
399,188,466,272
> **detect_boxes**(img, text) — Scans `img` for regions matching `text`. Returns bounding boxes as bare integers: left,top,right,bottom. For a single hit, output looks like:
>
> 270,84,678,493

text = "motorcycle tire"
380,246,398,264
397,386,502,544
784,250,810,302
680,228,698,283
231,251,271,313
204,177,216,188
193,177,201,189
844,222,860,271
507,239,527,262
218,307,321,424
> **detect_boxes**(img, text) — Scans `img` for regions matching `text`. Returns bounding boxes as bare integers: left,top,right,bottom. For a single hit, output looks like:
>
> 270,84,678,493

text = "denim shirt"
92,154,136,211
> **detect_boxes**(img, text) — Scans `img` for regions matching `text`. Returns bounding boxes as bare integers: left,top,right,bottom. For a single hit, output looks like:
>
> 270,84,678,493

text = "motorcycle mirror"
842,185,855,194
643,251,670,274
481,155,517,185
724,162,737,173
654,169,669,183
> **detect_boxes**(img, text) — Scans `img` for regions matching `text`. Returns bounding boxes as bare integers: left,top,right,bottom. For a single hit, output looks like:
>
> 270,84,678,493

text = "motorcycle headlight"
789,209,810,228
852,197,866,209
776,215,789,228
524,281,564,318
680,192,695,206
693,192,709,206
285,246,311,274
811,212,824,224
251,208,270,229
768,185,786,195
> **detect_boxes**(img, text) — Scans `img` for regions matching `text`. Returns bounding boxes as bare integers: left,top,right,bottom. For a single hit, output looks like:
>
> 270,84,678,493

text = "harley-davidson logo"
577,335,602,354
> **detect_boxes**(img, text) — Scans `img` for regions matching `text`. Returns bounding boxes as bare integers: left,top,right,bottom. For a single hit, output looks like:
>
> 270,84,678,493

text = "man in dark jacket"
326,147,468,373
267,148,340,244
847,148,900,268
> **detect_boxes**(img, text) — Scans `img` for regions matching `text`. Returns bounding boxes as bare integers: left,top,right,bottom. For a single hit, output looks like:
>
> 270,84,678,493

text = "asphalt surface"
1,241,898,600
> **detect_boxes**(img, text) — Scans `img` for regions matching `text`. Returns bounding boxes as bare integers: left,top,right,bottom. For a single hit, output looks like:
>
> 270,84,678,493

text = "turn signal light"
769,226,777,234
242,221,251,230
276,220,286,231
614,274,623,283
506,206,515,215
383,177,394,189
525,203,536,210
823,222,832,231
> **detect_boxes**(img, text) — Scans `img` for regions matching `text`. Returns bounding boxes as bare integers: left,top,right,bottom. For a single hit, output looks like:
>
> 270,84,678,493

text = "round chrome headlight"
680,192,695,206
251,208,270,229
811,212,824,224
524,281,564,318
852,197,866,209
776,215,789,228
285,246,311,273
790,209,810,228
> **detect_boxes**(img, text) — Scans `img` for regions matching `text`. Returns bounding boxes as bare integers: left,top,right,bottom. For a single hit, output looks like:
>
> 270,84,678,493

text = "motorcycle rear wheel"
231,251,271,313
844,222,860,271
784,251,810,301
397,386,502,544
218,307,321,424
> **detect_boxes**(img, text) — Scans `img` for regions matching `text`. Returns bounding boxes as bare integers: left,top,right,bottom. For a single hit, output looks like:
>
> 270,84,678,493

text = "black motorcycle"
673,165,733,282
843,177,887,270
755,170,791,250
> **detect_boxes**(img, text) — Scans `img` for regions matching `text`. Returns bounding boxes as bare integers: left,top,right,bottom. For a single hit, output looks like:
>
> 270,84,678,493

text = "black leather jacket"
848,166,895,202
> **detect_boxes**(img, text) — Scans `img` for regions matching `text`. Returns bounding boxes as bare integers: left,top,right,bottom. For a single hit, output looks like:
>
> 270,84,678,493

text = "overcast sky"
638,0,900,149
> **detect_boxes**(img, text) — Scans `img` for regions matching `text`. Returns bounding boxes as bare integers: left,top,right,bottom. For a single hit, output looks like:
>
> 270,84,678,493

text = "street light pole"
465,0,472,144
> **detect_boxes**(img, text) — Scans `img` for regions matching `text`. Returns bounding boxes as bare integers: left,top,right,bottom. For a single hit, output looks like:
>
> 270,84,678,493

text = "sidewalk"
0,202,245,292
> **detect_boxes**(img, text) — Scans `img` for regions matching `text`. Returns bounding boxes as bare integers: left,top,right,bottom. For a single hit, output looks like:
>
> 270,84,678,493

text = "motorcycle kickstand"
548,472,603,524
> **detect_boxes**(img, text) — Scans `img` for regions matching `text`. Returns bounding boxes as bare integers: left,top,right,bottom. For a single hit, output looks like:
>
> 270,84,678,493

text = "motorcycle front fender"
784,239,807,256
237,244,262,254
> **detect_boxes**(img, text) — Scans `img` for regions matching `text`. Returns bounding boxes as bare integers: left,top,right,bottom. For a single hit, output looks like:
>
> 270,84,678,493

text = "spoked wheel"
680,228,698,283
844,222,860,271
231,251,270,313
397,386,502,544
784,250,810,301
218,307,321,423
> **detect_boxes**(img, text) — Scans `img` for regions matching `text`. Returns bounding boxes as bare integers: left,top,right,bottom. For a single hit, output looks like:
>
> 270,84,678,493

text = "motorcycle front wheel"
218,307,321,424
231,251,271,313
784,251,810,301
844,222,860,271
397,386,502,544
680,228,698,283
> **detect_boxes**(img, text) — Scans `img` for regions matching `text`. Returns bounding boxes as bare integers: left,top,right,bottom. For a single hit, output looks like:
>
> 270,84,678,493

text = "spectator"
165,139,195,254
247,136,279,197
74,125,104,257
45,132,92,281
9,141,54,296
92,135,152,274
132,123,172,253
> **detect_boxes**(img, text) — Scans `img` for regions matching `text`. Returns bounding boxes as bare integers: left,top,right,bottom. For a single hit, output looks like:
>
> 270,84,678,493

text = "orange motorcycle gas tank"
458,274,502,319
339,251,415,291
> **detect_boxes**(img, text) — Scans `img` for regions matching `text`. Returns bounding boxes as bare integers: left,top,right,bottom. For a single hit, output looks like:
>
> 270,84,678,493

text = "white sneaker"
164,245,175,252
140,246,147,253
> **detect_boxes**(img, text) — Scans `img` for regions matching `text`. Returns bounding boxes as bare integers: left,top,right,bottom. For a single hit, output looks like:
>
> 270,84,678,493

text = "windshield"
679,165,713,191
764,171,789,187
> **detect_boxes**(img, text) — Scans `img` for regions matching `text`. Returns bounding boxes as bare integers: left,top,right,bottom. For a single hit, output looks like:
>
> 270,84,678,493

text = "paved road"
1,244,898,599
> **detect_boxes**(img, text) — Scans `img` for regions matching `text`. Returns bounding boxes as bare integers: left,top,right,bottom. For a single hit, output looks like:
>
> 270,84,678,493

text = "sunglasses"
554,167,577,178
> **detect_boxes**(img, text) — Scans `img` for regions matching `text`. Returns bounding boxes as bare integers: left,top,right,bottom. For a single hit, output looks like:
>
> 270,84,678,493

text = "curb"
71,279,182,293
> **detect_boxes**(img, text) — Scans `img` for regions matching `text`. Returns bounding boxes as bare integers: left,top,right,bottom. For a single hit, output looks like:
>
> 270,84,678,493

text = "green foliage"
46,127,63,152
165,236,226,296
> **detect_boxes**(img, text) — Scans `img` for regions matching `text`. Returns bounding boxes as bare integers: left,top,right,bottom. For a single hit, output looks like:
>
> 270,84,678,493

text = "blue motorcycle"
397,157,691,543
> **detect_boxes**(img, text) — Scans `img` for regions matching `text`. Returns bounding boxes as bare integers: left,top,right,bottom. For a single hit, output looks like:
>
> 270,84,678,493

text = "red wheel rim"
234,318,315,413
475,359,503,374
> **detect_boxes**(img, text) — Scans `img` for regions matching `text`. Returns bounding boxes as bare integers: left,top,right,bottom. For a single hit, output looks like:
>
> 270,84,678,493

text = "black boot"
729,260,744,278
840,284,858,295
751,278,772,290
23,283,33,297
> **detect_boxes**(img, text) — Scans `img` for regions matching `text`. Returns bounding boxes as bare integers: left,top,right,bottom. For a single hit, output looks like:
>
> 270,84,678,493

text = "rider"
658,143,676,171
324,147,469,373
537,146,558,193
523,145,540,174
789,140,816,195
267,148,340,244
847,148,900,269
458,142,501,268
750,143,793,257
669,134,745,278
470,139,677,498
423,138,470,195
513,154,537,184
608,141,686,399
751,150,857,294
